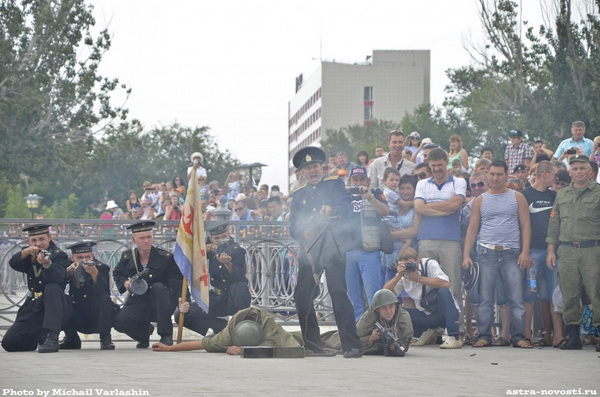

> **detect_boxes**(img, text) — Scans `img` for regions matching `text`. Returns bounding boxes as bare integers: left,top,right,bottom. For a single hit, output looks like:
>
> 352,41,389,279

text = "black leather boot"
38,331,60,353
59,330,81,350
100,333,115,350
559,325,582,350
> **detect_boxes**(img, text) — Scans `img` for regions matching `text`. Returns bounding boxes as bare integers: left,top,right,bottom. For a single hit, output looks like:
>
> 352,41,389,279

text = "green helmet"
372,289,398,310
231,320,264,346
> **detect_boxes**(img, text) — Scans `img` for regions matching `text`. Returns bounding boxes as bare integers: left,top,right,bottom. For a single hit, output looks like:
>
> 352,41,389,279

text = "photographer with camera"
383,247,462,349
345,166,390,322
163,194,183,221
553,121,594,168
60,242,119,350
2,224,70,353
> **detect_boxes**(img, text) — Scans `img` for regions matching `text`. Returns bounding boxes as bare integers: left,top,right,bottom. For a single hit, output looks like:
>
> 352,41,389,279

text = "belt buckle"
573,242,581,249
494,246,504,252
34,292,43,300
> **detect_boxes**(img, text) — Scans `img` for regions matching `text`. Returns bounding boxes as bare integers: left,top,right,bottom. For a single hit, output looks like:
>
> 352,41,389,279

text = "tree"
444,0,600,152
320,119,403,160
76,121,239,212
4,184,30,218
0,0,129,196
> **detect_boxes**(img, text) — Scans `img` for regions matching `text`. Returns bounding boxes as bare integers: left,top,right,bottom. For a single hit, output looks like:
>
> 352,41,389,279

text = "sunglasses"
470,182,486,189
234,207,245,212
417,172,428,179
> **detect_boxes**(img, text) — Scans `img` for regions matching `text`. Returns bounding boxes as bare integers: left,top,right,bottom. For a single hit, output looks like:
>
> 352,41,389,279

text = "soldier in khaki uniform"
546,154,600,351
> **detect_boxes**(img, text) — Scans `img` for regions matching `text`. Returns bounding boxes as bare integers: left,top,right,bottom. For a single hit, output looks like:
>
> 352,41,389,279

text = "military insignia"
306,154,312,162
550,209,556,218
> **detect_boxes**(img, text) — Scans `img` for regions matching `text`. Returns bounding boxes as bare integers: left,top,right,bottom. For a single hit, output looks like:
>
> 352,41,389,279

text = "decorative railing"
0,219,334,329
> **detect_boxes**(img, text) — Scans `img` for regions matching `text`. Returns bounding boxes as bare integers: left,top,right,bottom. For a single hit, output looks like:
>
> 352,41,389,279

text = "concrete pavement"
0,338,598,397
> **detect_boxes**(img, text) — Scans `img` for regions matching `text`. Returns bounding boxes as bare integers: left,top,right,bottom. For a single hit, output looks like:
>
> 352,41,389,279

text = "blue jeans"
346,249,381,322
523,248,557,303
476,246,525,342
406,288,459,337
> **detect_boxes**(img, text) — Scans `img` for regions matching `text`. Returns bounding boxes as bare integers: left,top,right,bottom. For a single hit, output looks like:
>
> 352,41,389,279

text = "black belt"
561,240,600,249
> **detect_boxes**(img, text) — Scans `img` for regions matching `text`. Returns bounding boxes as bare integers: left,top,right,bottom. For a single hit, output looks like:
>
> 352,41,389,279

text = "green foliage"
443,0,600,152
76,121,239,211
320,119,403,160
40,194,79,219
0,0,128,210
0,2,239,218
4,185,30,218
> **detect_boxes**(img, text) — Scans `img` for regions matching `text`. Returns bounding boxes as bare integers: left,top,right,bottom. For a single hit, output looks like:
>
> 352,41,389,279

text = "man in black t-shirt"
521,160,563,346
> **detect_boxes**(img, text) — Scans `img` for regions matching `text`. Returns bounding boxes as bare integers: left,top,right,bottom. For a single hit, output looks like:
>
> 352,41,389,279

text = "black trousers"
174,282,251,335
294,256,360,352
65,295,119,336
2,284,70,352
113,282,176,342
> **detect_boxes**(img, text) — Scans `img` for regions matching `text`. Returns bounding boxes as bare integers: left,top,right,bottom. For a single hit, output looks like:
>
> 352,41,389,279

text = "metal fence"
0,219,334,329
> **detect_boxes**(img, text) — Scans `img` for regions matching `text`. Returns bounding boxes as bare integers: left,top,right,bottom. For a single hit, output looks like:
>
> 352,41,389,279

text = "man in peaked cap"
60,241,120,350
546,154,600,351
290,146,362,358
175,221,251,336
2,224,70,353
112,221,183,348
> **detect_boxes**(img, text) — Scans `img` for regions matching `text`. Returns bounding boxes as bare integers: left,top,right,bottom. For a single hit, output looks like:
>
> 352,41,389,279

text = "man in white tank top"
462,161,533,348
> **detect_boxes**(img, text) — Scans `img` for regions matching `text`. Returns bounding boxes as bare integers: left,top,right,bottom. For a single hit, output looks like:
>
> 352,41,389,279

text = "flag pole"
177,278,189,344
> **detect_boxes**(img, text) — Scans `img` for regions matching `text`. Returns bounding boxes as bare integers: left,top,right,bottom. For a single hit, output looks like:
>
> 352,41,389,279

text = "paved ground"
0,336,598,397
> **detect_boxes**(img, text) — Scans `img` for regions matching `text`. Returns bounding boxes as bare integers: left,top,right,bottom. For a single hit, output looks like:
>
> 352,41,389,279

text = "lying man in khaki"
152,290,413,355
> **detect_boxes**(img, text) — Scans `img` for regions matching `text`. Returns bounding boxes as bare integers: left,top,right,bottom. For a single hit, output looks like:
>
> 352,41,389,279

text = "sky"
90,0,550,193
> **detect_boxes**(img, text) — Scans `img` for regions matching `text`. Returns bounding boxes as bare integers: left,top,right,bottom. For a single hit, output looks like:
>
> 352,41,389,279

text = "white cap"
421,137,432,145
105,200,119,210
190,152,203,163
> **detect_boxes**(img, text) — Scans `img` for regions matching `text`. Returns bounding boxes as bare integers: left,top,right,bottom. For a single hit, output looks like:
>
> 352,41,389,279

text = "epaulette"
158,248,172,257
290,183,307,194
122,250,132,259
324,175,339,181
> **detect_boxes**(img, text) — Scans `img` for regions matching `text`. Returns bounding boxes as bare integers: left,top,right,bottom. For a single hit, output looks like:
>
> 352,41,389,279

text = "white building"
287,49,430,181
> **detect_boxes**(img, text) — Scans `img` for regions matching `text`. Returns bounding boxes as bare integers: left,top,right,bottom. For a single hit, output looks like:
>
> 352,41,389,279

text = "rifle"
375,321,405,357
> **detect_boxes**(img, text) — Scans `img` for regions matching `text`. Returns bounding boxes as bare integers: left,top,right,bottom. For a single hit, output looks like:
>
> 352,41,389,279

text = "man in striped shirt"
463,160,533,348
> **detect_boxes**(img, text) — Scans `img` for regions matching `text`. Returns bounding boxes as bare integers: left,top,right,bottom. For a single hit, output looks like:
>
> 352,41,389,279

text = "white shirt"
393,258,458,314
187,166,207,179
368,153,415,189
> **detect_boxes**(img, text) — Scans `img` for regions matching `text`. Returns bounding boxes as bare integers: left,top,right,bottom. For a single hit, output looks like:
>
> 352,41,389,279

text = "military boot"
100,333,115,350
59,330,81,350
38,331,60,353
559,325,582,350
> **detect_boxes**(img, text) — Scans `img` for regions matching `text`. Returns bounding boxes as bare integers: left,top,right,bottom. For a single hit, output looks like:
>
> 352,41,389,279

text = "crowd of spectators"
316,122,599,350
93,121,599,351
97,155,291,225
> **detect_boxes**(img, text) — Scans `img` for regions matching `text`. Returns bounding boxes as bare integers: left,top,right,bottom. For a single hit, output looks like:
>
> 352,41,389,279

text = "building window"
364,105,373,121
364,86,373,101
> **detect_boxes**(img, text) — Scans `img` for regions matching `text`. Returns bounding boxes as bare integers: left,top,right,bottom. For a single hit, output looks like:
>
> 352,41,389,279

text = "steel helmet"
372,289,398,310
231,320,263,346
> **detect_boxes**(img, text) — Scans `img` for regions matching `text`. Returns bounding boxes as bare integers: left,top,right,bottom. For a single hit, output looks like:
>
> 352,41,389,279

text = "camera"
566,148,577,155
404,261,417,273
348,186,362,195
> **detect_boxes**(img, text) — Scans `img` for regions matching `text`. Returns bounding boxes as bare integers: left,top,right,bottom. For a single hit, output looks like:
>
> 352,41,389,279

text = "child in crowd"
381,168,402,229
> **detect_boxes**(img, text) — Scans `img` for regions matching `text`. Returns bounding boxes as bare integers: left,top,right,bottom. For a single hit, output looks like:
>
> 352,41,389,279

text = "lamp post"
235,163,267,187
25,194,43,219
